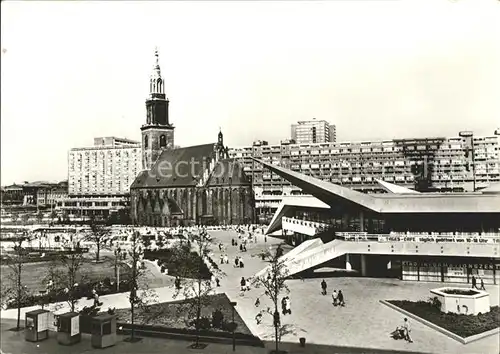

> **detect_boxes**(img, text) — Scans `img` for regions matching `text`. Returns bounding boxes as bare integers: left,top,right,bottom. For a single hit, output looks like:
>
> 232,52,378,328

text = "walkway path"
2,228,498,354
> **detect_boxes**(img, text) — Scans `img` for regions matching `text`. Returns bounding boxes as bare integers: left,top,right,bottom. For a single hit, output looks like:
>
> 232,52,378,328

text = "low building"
256,158,500,285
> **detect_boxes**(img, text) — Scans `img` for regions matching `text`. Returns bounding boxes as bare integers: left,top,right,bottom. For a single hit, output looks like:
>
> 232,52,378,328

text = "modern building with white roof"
255,159,500,285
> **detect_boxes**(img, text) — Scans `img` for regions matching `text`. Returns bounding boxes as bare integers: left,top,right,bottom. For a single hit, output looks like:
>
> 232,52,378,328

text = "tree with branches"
21,213,30,225
87,216,110,263
172,228,223,349
124,229,157,343
50,210,58,224
45,242,87,313
252,245,290,354
10,211,19,224
1,235,31,330
36,210,44,224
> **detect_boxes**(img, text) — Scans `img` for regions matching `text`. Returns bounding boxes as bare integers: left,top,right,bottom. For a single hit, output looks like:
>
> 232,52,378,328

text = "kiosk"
25,309,49,342
91,313,117,348
57,312,81,345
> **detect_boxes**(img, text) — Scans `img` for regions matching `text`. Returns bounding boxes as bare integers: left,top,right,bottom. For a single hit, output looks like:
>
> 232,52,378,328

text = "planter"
430,287,490,315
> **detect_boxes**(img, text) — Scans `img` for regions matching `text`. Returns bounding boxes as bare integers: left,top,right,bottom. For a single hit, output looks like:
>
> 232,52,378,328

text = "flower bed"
388,300,500,338
114,293,252,336
143,247,211,279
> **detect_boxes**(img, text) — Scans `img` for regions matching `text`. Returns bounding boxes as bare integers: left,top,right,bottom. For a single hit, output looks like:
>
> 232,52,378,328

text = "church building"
130,49,255,226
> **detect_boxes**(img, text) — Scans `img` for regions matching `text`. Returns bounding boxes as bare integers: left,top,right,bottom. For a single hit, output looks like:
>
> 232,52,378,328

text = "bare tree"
124,230,157,343
173,229,223,349
46,242,87,312
50,210,57,224
10,211,18,224
252,246,290,354
36,210,44,224
1,235,31,330
21,213,30,225
87,217,109,262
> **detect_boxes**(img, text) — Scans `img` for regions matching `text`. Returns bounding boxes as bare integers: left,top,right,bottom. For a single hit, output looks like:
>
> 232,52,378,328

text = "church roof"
131,143,216,189
206,159,252,186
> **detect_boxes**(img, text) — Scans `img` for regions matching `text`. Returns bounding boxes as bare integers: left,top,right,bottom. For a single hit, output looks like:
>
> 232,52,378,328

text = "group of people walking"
471,275,486,290
321,279,345,306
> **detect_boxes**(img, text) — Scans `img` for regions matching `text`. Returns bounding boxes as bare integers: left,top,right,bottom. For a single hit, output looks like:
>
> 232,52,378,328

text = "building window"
144,135,149,149
160,135,167,148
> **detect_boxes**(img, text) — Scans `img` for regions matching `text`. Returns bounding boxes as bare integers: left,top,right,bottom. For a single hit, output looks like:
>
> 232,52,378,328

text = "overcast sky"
1,0,499,184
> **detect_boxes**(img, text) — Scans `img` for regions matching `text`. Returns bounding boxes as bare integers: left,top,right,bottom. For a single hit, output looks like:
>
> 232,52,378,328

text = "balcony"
282,216,332,237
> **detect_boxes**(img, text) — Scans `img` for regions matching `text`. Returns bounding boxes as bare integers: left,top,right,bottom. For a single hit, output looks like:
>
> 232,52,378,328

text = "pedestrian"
338,290,345,306
239,244,243,251
218,243,222,251
220,254,224,264
285,297,291,315
216,277,220,287
321,279,327,295
402,318,413,343
332,290,338,306
265,236,267,243
281,297,287,315
479,277,486,290
255,298,260,307
239,259,245,268
224,254,229,264
255,313,262,325
240,277,247,292
471,275,477,289
235,257,239,267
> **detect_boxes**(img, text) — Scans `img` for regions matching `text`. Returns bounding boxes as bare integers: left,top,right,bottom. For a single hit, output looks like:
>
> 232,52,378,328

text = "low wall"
431,288,490,315
116,322,264,347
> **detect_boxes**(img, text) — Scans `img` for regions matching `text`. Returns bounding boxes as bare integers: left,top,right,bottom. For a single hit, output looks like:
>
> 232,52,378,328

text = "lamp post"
39,290,47,310
459,131,476,192
230,301,237,351
114,247,122,292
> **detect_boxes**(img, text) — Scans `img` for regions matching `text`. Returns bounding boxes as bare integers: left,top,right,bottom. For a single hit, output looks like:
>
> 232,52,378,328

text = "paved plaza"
1,229,499,354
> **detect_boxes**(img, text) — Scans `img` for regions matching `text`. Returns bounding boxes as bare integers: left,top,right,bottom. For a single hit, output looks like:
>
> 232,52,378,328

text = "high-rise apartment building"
229,131,500,223
291,118,336,144
60,137,142,218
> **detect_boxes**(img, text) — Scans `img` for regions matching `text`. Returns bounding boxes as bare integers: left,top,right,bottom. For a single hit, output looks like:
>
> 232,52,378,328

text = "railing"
282,217,332,232
335,232,500,244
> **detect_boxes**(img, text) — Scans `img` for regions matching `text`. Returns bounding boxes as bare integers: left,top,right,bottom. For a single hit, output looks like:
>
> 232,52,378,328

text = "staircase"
254,238,324,279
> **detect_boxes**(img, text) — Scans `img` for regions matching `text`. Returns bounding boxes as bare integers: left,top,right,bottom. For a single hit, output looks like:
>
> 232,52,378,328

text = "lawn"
114,293,252,336
0,258,129,293
388,300,500,338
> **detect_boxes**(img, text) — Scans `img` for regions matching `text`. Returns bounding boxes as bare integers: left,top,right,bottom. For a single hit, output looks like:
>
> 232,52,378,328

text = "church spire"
150,47,164,96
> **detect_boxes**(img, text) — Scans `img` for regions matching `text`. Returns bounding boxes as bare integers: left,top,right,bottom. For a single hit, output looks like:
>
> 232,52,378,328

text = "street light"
459,131,476,192
230,301,237,351
39,290,47,310
114,247,122,292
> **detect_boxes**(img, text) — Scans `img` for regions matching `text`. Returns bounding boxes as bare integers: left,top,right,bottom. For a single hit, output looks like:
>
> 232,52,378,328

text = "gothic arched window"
144,135,149,149
160,135,167,148
157,79,162,93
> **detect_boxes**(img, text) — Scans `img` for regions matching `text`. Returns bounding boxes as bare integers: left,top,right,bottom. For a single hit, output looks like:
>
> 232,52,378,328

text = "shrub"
211,309,224,329
189,316,212,330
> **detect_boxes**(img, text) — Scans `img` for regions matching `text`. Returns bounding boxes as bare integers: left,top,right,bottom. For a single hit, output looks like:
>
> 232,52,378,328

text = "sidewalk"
0,319,430,354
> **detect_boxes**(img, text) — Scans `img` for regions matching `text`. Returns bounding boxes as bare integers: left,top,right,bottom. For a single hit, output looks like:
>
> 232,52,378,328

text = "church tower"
141,48,175,170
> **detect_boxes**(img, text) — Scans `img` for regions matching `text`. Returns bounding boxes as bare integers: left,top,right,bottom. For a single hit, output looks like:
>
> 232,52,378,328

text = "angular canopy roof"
375,179,420,194
253,159,500,214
